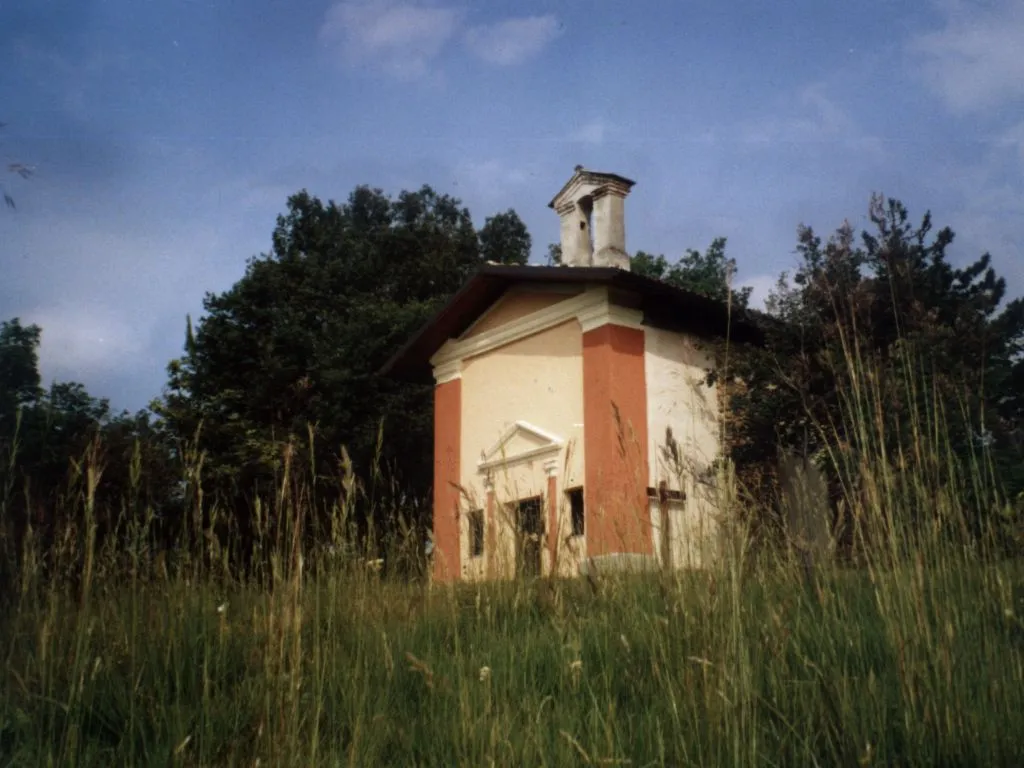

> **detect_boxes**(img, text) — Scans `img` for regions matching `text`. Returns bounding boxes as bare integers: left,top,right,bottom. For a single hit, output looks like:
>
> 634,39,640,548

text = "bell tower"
548,166,635,270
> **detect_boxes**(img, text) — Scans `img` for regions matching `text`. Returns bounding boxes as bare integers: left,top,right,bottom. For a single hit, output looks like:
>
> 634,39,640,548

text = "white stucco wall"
644,326,722,569
459,317,586,580
644,326,719,490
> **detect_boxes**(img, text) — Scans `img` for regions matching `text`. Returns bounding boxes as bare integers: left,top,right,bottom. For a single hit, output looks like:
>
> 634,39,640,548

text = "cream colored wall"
459,319,586,580
462,288,582,339
644,327,720,491
644,326,722,569
650,494,721,570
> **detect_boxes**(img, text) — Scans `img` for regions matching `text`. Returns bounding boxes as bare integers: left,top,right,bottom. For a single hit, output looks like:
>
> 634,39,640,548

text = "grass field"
3,331,1023,765
2,523,1023,766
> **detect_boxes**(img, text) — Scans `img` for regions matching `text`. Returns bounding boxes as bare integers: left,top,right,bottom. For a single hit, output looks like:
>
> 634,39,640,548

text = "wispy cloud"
908,0,1024,113
319,0,461,80
569,119,610,146
29,304,149,385
319,3,561,78
464,15,562,66
739,84,883,156
452,157,542,205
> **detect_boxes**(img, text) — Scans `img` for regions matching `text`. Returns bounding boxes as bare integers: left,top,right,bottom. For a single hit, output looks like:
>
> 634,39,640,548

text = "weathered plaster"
643,326,722,569
462,289,580,340
583,323,650,558
548,167,635,270
458,319,586,580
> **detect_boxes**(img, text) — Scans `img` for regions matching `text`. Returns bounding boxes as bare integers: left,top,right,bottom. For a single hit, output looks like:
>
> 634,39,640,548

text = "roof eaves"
379,264,775,381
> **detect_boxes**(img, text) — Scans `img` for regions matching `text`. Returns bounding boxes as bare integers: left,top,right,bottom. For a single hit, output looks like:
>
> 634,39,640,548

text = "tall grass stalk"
2,339,1023,765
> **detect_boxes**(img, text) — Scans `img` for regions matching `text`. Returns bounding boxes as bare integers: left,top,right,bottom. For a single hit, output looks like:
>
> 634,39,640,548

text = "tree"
721,196,1024,549
630,238,752,309
155,184,524,560
0,319,43,428
1,319,179,593
479,209,532,265
545,243,562,266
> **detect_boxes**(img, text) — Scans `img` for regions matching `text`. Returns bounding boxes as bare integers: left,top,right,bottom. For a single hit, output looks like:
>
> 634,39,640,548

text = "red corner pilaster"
582,324,651,557
432,378,462,582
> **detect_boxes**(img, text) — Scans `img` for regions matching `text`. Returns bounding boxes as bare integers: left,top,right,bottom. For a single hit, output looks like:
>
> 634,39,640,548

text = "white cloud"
733,83,884,166
452,157,540,203
464,15,562,66
319,4,561,78
908,0,1024,113
739,85,883,157
28,305,149,383
319,0,461,80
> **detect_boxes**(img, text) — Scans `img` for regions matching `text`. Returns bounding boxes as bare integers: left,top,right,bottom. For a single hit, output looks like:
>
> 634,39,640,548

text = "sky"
2,0,1022,413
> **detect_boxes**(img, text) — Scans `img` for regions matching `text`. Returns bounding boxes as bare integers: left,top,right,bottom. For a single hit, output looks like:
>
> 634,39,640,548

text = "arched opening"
578,195,594,257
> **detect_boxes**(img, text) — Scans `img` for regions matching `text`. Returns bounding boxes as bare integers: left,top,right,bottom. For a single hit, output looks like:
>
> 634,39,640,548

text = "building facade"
382,168,762,582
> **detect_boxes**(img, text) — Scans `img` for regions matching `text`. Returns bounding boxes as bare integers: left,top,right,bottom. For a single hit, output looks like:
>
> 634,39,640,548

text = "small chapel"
381,166,763,582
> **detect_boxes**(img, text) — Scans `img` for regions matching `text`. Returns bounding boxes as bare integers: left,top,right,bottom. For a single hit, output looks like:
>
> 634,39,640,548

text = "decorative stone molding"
429,286,647,381
590,181,631,200
548,167,635,271
432,358,462,384
477,421,565,473
577,303,644,333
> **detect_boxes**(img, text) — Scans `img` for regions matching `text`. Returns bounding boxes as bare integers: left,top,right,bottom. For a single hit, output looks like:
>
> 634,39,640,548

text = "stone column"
545,458,560,576
483,476,499,578
557,200,593,267
591,186,629,270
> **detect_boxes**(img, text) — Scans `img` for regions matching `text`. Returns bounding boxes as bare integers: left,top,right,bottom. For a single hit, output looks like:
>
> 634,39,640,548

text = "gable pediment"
478,421,564,473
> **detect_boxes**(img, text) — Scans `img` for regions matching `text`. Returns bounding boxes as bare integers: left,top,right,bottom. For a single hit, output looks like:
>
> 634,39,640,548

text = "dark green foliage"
0,322,180,595
630,237,752,309
724,196,1024,545
545,242,562,266
479,209,532,266
154,185,528,559
5,180,1022,581
0,319,42,421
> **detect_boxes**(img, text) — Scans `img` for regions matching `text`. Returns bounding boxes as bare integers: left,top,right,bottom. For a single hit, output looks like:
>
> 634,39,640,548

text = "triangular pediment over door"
477,421,564,473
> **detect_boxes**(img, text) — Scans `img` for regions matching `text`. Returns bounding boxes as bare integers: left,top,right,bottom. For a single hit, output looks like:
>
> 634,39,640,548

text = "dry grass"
2,324,1023,766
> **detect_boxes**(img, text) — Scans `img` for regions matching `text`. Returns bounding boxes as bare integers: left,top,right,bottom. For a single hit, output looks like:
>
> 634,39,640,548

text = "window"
468,510,484,558
567,487,585,537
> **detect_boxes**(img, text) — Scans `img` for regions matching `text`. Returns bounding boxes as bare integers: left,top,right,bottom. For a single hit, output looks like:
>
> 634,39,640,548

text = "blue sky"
2,0,1022,412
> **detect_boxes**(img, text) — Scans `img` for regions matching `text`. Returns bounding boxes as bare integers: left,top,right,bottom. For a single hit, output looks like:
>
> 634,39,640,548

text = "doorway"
516,496,544,578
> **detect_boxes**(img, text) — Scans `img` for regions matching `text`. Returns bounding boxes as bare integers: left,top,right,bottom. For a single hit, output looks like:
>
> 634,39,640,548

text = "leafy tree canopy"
479,209,532,266
631,237,752,309
1,320,178,581
0,319,43,425
725,195,1024,541
155,185,531,543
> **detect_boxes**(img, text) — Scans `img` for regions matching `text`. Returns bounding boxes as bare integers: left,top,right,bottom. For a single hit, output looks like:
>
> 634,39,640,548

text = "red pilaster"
432,378,462,582
582,324,651,556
